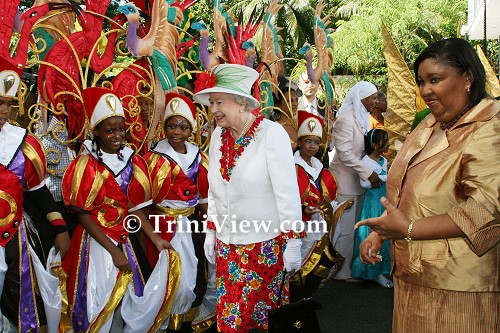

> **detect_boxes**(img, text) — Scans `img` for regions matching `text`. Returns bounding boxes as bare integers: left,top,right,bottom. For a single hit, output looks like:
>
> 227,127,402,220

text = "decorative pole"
483,0,487,54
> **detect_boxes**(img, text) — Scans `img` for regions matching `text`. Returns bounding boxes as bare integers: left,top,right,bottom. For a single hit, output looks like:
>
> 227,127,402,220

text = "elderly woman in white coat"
329,81,382,281
193,64,303,333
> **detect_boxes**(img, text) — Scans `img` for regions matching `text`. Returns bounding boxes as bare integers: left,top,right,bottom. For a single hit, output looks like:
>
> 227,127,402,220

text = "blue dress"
351,157,391,280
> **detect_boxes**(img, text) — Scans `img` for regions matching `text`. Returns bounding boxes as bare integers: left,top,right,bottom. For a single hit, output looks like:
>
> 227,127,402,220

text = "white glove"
283,238,302,273
204,229,216,265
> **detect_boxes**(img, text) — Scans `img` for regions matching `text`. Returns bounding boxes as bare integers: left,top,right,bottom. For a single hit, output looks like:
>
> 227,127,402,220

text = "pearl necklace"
238,112,255,138
440,104,471,130
219,115,264,181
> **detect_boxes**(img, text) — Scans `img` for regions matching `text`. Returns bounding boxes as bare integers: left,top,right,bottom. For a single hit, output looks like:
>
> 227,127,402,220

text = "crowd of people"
0,3,498,332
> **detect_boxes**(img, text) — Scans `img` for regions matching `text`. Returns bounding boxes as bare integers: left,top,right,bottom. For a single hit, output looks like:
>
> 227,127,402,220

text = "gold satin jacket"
388,98,499,292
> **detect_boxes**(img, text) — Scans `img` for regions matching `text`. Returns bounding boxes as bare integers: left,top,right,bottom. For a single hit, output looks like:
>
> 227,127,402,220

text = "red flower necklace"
219,115,264,181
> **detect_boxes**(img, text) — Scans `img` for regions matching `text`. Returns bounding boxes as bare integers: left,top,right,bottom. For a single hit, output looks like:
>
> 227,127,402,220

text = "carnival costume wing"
30,0,77,61
111,59,160,155
224,7,263,67
0,0,70,68
476,45,500,98
118,0,179,92
381,20,426,164
259,0,284,113
299,0,335,106
37,0,126,139
192,0,230,70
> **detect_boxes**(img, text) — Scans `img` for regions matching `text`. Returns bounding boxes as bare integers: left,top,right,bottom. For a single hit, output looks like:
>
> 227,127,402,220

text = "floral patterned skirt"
215,237,289,333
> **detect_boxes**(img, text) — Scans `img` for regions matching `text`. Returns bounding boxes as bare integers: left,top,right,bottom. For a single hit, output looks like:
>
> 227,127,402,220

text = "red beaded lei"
219,115,264,181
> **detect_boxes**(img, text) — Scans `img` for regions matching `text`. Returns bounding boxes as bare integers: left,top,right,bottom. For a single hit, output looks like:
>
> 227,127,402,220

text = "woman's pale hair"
233,94,255,112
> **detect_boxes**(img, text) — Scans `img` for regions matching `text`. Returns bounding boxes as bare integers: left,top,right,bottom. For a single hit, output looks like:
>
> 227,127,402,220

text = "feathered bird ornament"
23,0,77,61
223,8,263,67
299,0,335,108
37,0,125,139
260,0,284,94
0,0,70,70
191,0,231,70
258,0,284,113
118,0,179,92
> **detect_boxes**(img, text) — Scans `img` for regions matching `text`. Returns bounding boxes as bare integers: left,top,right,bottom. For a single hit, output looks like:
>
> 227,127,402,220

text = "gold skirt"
393,276,499,333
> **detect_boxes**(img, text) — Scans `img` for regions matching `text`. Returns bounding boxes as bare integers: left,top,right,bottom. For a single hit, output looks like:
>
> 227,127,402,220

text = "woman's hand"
283,238,302,274
112,250,132,272
355,197,410,240
359,232,384,265
204,229,216,265
54,231,70,259
368,171,383,189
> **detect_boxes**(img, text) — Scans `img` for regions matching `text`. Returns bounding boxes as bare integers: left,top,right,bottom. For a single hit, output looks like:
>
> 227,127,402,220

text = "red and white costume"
144,92,212,330
293,111,339,287
0,60,62,333
61,87,179,333
0,123,63,333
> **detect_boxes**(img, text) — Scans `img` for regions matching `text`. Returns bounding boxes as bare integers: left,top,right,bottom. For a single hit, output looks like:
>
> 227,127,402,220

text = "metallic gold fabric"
132,160,151,201
476,45,500,98
147,153,168,200
382,20,421,165
168,306,200,329
0,191,16,227
87,271,133,333
51,264,72,333
22,138,46,185
69,156,104,209
147,250,182,333
97,197,124,228
192,317,217,333
46,211,63,222
154,205,195,218
388,99,500,292
393,277,499,333
291,234,330,283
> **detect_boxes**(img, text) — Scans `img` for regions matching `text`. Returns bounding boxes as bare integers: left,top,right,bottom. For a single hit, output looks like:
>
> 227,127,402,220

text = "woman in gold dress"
356,38,499,332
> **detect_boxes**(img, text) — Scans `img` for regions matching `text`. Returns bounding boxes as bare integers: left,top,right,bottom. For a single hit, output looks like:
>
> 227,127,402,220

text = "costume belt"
154,205,195,218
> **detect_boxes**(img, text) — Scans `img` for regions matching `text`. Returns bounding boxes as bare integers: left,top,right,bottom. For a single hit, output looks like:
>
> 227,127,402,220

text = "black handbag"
267,272,322,333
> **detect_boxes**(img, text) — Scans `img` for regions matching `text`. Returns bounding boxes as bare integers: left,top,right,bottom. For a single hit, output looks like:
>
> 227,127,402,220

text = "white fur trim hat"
0,59,22,98
82,87,125,129
164,93,197,132
297,110,323,139
192,64,260,109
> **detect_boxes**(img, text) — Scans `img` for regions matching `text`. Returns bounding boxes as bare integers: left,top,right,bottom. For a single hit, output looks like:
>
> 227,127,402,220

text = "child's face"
138,96,152,124
298,135,321,159
375,137,390,154
165,115,191,148
93,116,126,154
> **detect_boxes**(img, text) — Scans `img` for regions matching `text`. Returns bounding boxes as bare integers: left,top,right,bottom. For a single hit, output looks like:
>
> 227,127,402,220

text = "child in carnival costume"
144,93,210,332
0,58,68,333
61,87,180,332
292,110,348,301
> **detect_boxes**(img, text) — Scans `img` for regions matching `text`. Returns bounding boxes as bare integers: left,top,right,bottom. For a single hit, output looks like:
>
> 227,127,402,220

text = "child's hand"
368,171,383,189
112,251,132,272
154,236,174,252
304,206,321,216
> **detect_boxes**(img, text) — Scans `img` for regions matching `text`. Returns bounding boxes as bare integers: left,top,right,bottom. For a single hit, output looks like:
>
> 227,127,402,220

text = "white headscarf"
337,81,377,133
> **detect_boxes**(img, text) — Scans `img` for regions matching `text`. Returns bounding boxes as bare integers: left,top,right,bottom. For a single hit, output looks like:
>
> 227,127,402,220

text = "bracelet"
405,220,414,242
